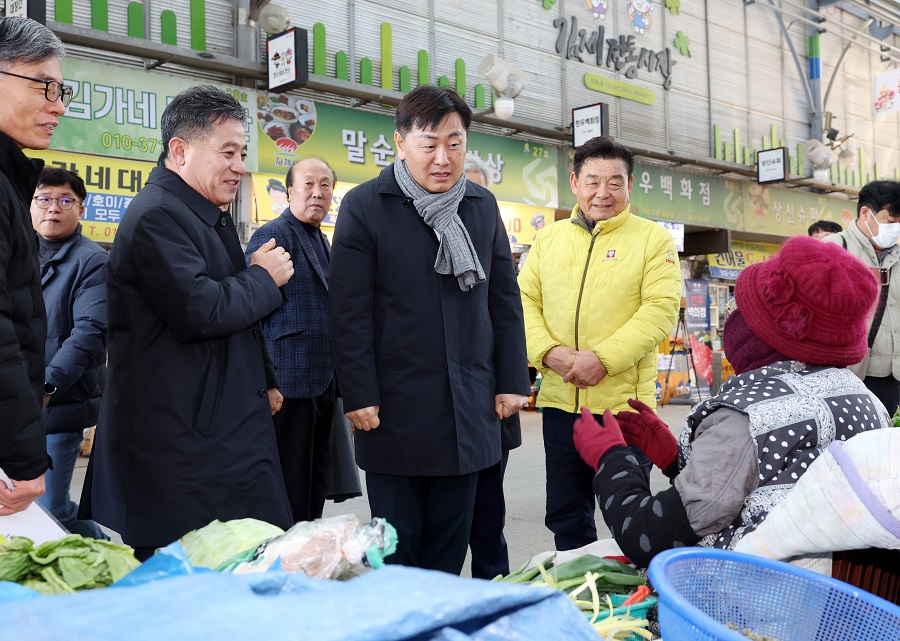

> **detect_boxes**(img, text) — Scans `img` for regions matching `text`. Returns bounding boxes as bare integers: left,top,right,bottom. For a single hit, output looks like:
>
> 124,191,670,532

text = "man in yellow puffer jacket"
518,136,681,550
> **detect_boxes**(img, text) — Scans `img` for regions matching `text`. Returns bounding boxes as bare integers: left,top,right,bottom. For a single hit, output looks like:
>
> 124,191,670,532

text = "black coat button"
252,329,259,338
257,389,266,398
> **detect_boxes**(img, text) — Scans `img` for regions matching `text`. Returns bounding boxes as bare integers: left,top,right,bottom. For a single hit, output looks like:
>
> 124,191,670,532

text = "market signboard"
684,279,710,333
707,239,782,280
739,183,849,237
56,58,259,172
255,98,559,208
630,164,742,230
28,149,155,244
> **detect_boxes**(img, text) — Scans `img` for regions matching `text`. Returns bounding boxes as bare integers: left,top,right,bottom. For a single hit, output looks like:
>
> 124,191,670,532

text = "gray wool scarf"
393,159,485,291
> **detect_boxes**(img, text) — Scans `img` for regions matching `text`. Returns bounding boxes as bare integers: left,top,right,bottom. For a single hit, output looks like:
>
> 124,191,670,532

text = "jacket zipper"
573,232,598,411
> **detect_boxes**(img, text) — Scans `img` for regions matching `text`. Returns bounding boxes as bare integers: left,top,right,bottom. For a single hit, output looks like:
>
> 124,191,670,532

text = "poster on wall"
874,68,900,116
684,279,710,335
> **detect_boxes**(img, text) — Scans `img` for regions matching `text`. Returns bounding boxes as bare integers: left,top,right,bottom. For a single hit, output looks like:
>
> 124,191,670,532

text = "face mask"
865,215,900,249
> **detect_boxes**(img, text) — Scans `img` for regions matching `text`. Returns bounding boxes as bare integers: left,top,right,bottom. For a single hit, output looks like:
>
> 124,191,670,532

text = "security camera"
803,139,836,169
479,54,529,99
258,3,291,36
802,139,836,183
493,96,515,120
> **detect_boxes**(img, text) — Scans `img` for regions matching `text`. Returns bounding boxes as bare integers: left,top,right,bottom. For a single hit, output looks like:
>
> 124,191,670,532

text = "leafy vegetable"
590,595,652,639
0,536,37,582
179,518,284,570
494,553,652,639
0,535,139,595
892,406,900,427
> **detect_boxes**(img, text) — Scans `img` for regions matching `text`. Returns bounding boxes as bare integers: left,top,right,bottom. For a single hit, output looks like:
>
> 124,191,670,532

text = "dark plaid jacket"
246,209,333,399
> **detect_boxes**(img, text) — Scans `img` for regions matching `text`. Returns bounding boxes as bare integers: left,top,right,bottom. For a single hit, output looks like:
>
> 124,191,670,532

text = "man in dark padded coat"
85,86,295,558
0,17,69,515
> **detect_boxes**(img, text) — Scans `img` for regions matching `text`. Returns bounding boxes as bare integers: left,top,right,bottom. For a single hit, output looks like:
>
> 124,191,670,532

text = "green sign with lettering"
56,58,259,171
256,97,559,207
630,163,742,229
584,73,656,105
740,183,851,236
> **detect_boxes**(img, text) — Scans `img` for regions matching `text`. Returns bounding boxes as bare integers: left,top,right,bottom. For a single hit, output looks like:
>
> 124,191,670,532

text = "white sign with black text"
6,0,27,18
757,147,788,184
266,28,308,93
572,103,608,148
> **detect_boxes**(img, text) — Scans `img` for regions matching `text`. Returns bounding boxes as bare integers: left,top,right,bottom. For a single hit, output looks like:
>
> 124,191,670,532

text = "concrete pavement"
71,402,694,575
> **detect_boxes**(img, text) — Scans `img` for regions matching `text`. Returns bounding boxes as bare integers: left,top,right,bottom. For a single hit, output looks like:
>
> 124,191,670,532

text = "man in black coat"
329,85,530,574
31,167,108,539
86,86,296,558
0,17,69,515
463,154,523,580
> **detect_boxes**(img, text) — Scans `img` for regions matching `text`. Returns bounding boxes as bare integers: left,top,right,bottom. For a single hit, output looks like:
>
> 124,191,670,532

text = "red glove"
572,407,627,472
614,398,678,471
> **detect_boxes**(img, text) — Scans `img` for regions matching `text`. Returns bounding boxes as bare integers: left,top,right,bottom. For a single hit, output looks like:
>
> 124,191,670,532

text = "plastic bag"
111,541,212,588
219,514,397,579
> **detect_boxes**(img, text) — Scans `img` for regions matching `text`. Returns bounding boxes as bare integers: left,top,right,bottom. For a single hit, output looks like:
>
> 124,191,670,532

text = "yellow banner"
498,202,554,247
251,172,345,232
28,150,154,243
707,240,782,278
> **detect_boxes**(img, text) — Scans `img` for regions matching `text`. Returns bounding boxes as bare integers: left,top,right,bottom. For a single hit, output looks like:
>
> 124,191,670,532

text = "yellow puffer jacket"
518,206,681,414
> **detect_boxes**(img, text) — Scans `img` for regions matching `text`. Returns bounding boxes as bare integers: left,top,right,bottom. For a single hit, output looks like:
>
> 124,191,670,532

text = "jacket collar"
850,217,900,263
569,203,632,235
41,224,84,284
147,165,224,227
280,208,329,289
0,131,45,206
375,163,484,199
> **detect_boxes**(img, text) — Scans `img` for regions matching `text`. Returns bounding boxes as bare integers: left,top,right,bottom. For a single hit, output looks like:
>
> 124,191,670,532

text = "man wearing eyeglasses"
0,17,69,516
30,167,108,539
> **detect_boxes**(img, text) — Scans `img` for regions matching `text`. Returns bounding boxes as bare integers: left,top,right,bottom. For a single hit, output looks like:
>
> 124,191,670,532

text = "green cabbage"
179,519,284,569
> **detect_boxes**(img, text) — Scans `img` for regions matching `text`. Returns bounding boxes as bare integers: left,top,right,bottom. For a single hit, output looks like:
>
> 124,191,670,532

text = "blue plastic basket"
648,548,900,641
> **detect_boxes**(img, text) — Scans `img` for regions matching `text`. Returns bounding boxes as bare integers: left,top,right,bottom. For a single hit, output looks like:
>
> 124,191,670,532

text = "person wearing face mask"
822,181,900,417
569,236,889,568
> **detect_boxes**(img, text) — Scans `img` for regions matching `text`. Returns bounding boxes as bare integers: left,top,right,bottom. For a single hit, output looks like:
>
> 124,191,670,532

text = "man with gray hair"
463,152,523,579
464,153,492,188
85,85,295,557
0,17,69,515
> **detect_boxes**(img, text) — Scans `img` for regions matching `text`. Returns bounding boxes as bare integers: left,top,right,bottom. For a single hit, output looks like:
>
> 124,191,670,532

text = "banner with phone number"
28,149,154,244
56,58,258,172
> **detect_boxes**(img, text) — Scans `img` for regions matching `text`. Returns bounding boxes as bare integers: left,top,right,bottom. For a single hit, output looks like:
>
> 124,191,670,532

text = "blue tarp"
0,566,598,640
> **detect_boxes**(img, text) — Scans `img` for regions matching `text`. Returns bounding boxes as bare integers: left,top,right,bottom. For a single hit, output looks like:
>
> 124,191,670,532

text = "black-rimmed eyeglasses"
0,70,73,107
33,196,82,210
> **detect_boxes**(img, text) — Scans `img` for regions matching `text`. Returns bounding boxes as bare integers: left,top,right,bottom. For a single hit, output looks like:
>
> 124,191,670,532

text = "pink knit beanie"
734,236,879,367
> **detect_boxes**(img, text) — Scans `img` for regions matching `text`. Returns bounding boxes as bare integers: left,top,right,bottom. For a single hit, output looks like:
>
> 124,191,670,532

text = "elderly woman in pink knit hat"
572,236,892,567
